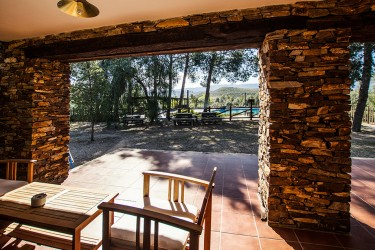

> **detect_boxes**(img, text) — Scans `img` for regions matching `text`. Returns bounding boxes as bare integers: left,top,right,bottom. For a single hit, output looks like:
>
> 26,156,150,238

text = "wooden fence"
350,105,375,124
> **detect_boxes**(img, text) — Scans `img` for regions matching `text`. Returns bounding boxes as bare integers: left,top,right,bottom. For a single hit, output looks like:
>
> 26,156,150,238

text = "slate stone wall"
258,28,352,232
0,45,70,183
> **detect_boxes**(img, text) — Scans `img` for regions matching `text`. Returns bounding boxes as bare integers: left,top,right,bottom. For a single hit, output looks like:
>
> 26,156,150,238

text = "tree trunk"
203,55,216,110
127,80,133,114
352,43,373,132
179,53,190,107
86,62,95,141
167,55,174,121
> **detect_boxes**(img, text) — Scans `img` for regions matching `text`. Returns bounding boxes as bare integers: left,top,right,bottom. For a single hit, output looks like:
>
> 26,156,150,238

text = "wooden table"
123,114,145,126
172,113,196,126
0,182,118,250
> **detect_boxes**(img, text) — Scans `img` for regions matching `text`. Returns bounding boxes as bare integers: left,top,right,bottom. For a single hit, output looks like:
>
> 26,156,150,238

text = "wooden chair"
99,167,217,250
0,159,36,196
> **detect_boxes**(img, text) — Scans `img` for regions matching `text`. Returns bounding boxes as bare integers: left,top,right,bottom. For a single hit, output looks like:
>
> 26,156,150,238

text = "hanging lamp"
57,0,99,18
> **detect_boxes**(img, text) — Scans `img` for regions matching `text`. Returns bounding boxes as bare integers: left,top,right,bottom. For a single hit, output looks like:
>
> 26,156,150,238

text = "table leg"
73,229,81,250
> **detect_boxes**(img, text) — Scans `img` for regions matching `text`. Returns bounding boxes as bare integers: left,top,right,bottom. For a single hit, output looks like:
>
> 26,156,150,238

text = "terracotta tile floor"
1,149,375,249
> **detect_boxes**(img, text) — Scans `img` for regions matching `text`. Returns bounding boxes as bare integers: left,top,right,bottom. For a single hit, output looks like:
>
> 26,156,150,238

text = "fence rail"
350,105,375,124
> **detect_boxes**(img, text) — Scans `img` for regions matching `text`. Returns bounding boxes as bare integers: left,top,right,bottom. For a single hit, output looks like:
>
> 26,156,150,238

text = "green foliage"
350,43,375,87
70,50,259,123
70,61,109,122
190,49,258,108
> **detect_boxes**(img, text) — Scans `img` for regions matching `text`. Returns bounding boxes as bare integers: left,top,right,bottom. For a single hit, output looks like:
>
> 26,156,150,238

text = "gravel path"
69,121,375,166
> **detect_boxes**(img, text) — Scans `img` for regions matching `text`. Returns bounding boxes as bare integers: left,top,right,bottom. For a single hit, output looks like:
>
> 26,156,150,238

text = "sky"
173,73,259,90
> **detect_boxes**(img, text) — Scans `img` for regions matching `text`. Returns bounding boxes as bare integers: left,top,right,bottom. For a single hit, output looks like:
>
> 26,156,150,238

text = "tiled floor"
1,149,375,249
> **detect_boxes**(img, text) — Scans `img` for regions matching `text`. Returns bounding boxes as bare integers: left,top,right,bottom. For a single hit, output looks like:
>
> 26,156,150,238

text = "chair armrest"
99,202,202,234
143,171,209,187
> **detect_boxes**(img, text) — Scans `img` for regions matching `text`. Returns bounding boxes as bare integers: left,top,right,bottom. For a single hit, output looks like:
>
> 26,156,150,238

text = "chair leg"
189,233,200,250
204,194,212,250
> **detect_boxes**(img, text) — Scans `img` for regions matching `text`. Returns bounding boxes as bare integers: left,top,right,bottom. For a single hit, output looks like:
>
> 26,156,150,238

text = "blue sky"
173,74,259,90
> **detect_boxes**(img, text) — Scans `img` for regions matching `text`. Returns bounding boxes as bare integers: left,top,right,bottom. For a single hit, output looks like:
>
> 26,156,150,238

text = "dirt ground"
69,121,375,166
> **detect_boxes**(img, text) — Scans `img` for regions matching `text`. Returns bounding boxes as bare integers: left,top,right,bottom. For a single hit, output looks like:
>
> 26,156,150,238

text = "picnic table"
122,114,145,126
171,113,197,126
201,112,223,124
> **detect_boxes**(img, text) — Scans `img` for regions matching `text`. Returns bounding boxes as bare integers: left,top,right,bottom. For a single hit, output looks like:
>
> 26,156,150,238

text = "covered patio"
2,0,375,248
2,149,373,249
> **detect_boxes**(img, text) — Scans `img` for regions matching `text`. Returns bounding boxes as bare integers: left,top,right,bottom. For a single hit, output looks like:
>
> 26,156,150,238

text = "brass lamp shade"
57,0,99,18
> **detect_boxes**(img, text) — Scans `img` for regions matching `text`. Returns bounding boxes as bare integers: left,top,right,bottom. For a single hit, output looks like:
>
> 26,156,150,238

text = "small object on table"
31,193,47,207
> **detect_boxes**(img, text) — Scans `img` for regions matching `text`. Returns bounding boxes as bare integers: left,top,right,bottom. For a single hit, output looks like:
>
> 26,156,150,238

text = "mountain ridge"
172,83,258,96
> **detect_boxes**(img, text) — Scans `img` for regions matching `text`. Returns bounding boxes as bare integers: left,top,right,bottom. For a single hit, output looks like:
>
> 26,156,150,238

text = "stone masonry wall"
258,28,352,232
0,44,70,183
8,0,375,50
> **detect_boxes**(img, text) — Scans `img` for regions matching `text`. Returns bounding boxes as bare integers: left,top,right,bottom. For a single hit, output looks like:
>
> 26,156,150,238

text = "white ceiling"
0,0,318,42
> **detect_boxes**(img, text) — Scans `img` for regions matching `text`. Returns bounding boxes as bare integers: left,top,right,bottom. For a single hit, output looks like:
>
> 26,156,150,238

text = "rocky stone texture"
0,0,369,231
6,0,375,50
258,27,352,232
0,46,70,183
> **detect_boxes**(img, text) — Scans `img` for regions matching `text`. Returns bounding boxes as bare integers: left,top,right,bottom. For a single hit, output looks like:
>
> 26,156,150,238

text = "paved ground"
4,149,372,249
69,121,375,167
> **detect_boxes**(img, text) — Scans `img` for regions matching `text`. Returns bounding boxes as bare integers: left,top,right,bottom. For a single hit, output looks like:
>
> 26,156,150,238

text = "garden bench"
99,167,217,250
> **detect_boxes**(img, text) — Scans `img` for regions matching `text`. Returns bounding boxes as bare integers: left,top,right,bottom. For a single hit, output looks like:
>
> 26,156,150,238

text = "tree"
70,61,108,141
179,53,190,107
191,49,258,110
350,43,375,132
100,58,137,128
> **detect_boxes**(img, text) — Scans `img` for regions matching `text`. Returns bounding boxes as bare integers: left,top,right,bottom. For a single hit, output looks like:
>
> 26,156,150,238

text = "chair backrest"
197,167,216,226
0,159,37,183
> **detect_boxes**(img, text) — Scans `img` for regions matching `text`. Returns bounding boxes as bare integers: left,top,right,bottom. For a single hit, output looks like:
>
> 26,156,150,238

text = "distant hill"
172,83,258,96
210,86,258,98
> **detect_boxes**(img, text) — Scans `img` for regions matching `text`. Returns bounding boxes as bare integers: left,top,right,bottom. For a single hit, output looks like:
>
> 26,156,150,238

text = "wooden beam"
24,12,375,62
25,16,308,62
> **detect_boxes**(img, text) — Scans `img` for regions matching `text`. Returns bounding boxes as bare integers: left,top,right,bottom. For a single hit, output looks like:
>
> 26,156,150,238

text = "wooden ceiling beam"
24,13,375,62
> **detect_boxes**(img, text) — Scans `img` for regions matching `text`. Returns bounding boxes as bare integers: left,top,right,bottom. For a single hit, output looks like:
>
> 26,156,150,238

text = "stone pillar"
258,28,352,232
0,44,70,183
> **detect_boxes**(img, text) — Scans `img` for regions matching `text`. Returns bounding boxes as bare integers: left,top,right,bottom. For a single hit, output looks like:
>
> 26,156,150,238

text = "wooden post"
250,100,253,121
229,105,232,121
143,174,150,197
248,99,255,121
102,210,110,250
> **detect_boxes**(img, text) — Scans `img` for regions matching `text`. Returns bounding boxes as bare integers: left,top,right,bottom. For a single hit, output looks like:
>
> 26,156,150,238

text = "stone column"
258,28,352,232
0,44,70,183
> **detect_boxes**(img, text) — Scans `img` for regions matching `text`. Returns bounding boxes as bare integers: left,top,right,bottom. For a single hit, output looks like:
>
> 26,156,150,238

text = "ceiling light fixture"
57,0,99,18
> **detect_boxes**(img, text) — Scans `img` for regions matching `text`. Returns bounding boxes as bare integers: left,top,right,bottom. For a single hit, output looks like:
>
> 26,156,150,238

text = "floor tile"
295,230,342,246
221,212,258,236
256,223,298,241
300,243,345,250
334,225,375,250
220,233,260,250
260,238,302,250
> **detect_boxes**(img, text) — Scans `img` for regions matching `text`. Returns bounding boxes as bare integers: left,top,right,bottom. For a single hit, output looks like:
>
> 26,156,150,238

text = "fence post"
229,105,232,121
250,101,253,121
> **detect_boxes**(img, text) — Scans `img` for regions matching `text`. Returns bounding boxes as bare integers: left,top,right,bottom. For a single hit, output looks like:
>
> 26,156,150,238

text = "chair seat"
111,197,199,250
0,179,28,196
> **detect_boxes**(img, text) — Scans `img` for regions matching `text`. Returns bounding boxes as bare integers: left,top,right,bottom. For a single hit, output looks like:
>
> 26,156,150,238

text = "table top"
0,182,118,234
